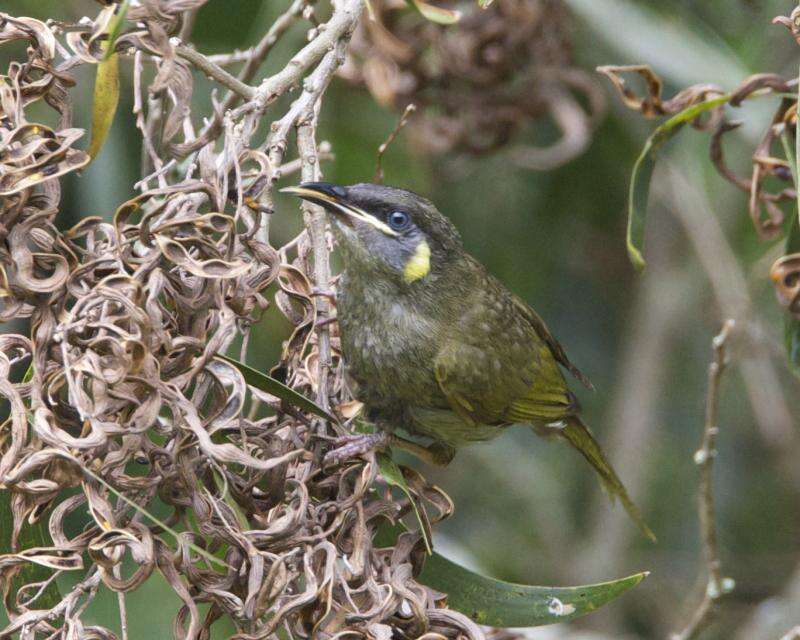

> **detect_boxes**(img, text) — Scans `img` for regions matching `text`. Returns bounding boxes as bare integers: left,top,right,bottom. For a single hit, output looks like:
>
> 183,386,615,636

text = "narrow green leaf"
374,523,647,626
74,458,230,569
785,64,800,377
0,489,62,609
777,75,800,379
211,469,249,531
478,0,495,7
407,0,461,24
86,52,120,160
218,355,339,424
102,0,130,61
627,94,730,270
796,61,800,232
376,452,433,555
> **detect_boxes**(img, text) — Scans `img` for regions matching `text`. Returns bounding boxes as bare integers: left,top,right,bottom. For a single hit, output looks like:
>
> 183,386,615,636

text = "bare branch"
671,319,737,640
374,103,416,183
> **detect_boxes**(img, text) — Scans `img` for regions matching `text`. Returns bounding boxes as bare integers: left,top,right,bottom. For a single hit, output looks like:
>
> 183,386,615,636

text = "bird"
282,181,654,540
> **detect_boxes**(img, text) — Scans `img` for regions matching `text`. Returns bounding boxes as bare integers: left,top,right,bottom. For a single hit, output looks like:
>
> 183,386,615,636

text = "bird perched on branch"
282,182,654,540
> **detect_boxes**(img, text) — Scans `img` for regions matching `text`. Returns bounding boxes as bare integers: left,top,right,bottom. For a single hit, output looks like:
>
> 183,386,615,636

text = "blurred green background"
2,0,799,638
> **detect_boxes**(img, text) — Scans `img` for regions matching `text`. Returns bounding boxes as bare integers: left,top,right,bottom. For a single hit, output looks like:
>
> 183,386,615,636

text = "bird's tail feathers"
558,416,656,542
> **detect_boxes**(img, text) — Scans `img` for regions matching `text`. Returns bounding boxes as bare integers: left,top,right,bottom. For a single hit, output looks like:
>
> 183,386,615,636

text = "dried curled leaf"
0,121,89,196
347,0,603,168
771,253,800,316
0,15,55,60
154,234,250,279
597,64,724,119
773,6,800,45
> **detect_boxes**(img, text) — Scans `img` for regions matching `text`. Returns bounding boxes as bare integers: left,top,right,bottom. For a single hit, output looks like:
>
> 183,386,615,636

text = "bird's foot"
323,431,392,466
322,431,456,468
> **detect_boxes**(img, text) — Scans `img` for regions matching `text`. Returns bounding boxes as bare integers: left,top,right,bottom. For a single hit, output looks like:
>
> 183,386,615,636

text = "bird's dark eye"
388,210,411,231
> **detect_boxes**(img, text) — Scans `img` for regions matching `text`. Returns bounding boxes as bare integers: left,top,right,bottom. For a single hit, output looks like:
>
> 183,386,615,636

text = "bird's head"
281,182,462,285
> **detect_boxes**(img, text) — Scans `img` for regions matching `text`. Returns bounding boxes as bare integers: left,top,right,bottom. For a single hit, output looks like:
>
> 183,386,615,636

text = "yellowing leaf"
407,0,461,24
86,51,119,161
86,0,129,160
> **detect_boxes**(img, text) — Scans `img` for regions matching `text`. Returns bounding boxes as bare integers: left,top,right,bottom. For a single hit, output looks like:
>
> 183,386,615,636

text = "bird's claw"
322,432,392,467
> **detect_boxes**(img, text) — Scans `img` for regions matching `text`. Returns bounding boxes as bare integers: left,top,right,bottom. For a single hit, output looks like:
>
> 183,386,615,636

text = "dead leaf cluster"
343,0,605,169
0,3,509,639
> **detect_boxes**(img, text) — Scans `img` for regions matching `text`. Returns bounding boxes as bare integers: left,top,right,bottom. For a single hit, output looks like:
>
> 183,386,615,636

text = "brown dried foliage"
0,3,518,639
343,0,604,169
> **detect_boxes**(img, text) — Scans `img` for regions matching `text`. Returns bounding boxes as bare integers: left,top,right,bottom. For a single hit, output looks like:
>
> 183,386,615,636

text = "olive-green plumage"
283,182,654,541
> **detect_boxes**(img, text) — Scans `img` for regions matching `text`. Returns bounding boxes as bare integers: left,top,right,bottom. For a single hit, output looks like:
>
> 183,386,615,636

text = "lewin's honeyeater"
282,182,654,540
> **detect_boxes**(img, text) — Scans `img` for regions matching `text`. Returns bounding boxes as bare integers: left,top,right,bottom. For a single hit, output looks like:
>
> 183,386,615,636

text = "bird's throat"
403,240,431,283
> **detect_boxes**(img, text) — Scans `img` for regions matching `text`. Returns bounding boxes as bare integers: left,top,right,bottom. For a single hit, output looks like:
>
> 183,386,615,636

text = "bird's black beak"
280,182,348,207
281,182,399,236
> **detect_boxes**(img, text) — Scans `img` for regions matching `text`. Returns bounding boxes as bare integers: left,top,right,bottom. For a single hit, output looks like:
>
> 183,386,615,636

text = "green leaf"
777,72,800,379
785,253,800,379
407,0,461,24
420,553,647,627
102,0,130,62
785,67,800,377
627,94,730,270
376,452,433,555
478,0,495,7
374,523,647,626
0,489,62,609
218,355,339,424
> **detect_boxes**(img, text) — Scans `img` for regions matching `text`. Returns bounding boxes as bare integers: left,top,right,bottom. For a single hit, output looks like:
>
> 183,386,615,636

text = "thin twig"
374,103,417,184
236,0,364,120
113,564,128,640
205,50,254,66
671,319,736,640
664,165,800,477
174,43,255,101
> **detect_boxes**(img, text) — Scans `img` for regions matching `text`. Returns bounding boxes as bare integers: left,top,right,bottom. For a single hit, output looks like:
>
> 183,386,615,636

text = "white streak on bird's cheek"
403,239,431,283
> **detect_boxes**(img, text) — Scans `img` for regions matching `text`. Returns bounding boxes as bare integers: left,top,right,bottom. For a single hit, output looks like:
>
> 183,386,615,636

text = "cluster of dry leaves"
345,0,604,169
0,0,572,638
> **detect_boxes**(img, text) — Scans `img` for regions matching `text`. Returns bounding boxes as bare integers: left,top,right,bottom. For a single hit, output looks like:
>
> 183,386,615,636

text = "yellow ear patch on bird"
404,240,431,283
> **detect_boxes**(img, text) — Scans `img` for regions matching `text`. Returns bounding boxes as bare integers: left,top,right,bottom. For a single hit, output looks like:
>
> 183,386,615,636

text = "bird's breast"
336,281,445,410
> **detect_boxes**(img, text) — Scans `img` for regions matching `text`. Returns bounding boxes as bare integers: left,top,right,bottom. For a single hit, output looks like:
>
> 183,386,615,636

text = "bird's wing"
433,337,574,427
434,340,654,540
510,294,594,390
500,339,576,424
